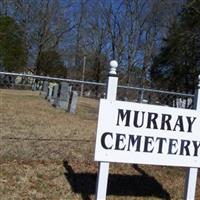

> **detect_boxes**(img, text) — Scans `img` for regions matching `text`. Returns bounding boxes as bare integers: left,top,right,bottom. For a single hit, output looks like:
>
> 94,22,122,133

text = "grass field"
0,89,199,200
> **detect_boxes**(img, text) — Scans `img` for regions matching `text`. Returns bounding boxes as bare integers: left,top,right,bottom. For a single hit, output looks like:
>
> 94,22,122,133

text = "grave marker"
47,86,53,101
56,82,71,110
50,84,59,104
69,91,78,114
31,82,37,91
53,84,59,99
40,80,48,97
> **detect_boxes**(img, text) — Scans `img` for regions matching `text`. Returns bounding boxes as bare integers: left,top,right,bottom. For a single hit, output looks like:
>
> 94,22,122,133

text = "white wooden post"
95,60,118,200
184,75,200,200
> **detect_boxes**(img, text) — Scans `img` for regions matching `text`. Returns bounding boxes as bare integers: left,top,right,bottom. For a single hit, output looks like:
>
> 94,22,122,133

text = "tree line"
1,0,199,93
151,0,200,93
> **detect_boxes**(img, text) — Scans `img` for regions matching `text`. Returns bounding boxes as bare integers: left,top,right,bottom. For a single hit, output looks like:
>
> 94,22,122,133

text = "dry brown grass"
0,89,199,200
0,89,98,161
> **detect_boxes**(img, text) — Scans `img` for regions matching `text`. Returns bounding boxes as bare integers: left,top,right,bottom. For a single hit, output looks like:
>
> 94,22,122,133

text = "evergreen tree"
37,50,67,77
0,16,27,72
151,0,200,93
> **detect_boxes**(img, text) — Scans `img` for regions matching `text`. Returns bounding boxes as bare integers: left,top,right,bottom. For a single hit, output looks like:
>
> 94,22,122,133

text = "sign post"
184,75,200,200
95,60,118,200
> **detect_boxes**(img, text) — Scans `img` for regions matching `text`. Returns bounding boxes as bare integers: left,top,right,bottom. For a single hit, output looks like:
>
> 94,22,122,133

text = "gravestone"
40,81,48,97
10,76,15,88
47,86,53,101
56,82,71,110
69,91,78,114
3,75,12,87
37,80,43,90
32,82,37,91
50,84,59,104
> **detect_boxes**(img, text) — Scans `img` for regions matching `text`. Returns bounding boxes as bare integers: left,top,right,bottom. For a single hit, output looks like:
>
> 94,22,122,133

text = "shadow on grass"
63,161,170,200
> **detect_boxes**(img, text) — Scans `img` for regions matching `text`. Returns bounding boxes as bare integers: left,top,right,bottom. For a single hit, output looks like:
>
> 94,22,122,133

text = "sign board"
95,99,200,168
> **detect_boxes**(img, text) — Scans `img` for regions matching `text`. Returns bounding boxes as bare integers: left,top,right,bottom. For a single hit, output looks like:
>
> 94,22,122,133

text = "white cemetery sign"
94,60,200,200
95,99,200,167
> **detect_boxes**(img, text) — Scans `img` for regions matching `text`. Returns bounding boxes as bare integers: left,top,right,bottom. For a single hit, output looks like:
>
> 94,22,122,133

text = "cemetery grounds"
0,88,200,200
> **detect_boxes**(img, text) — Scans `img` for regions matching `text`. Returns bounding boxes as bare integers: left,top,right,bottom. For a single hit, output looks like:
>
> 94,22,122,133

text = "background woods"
1,0,199,93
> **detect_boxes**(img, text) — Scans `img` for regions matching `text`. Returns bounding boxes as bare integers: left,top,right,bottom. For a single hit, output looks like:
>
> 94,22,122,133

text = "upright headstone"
50,84,59,104
38,80,43,91
53,84,59,98
4,75,10,87
10,76,15,88
60,82,69,99
56,82,71,110
47,86,53,101
69,91,78,114
40,80,48,97
32,82,37,91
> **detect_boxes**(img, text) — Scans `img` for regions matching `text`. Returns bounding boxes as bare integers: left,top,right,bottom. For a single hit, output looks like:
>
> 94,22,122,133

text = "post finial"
109,60,118,75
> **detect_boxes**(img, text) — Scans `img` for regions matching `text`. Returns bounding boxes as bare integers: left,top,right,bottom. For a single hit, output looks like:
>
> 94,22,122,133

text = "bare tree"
86,1,108,81
138,0,186,88
0,0,9,16
121,0,185,86
11,0,75,74
1,0,186,82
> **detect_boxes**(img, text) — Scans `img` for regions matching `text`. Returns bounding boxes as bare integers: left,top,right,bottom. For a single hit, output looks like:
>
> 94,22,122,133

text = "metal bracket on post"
95,60,118,200
184,75,200,200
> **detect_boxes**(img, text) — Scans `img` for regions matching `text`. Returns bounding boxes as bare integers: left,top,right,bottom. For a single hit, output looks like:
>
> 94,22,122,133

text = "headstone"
53,84,59,99
47,86,53,101
59,82,69,99
10,76,15,88
69,91,78,114
32,82,37,91
40,81,48,97
56,82,71,110
50,84,59,104
37,80,43,90
3,75,11,87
